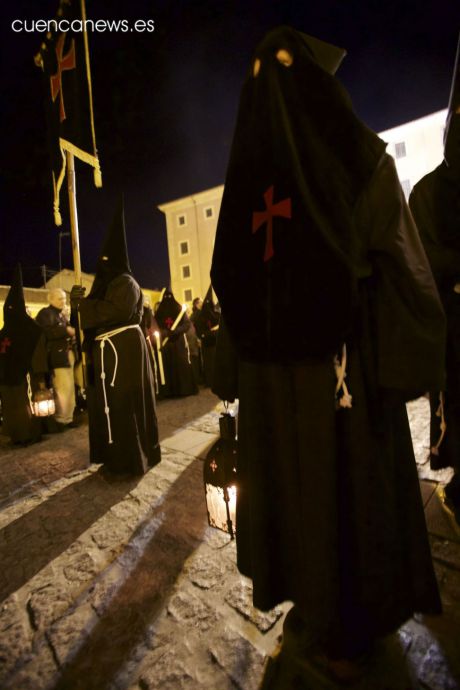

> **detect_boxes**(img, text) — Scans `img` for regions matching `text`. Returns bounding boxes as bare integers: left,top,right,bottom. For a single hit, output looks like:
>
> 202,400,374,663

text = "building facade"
158,185,224,305
379,109,447,199
159,110,447,301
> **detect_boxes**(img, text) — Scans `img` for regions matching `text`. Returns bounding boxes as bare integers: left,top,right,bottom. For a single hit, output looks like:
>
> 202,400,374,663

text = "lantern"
33,384,56,417
204,412,237,538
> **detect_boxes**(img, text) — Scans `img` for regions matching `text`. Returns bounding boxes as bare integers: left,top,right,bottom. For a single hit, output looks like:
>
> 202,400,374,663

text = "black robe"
158,313,198,398
0,266,48,445
155,290,198,398
213,154,445,654
0,335,48,444
194,304,220,387
78,273,160,475
409,164,460,471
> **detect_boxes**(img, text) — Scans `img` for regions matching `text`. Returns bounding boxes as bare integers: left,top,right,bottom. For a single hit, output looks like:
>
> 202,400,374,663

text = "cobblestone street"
0,390,459,690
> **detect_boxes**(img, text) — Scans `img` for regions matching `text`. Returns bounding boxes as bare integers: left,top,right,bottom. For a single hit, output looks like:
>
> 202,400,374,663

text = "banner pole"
66,151,82,285
66,150,86,390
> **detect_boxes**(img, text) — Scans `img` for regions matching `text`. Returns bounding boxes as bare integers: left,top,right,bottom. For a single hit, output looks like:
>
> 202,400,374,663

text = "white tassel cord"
334,344,353,409
95,324,141,445
26,372,34,415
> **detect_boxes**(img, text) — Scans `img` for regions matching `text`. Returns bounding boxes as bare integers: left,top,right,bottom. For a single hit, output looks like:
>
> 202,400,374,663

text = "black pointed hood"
299,32,346,75
3,264,27,327
194,285,220,338
155,288,183,329
89,196,132,299
211,26,385,361
0,264,42,385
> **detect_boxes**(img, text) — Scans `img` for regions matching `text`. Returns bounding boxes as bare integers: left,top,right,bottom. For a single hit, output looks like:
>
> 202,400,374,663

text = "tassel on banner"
54,204,62,226
93,163,102,188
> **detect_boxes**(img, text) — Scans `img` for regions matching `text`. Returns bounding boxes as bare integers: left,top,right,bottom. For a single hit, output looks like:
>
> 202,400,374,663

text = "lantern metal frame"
203,411,237,538
32,384,56,417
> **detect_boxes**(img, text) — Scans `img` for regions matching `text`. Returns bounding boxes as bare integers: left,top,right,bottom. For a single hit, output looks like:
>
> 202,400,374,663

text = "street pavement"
0,390,459,690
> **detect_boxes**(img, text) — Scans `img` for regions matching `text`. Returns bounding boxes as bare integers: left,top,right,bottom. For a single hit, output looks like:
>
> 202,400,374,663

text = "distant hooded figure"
0,265,47,444
211,26,446,681
155,288,197,397
409,35,460,523
71,200,160,475
193,285,220,386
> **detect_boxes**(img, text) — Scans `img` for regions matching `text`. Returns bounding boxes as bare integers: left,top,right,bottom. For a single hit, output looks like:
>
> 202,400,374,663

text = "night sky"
1,0,459,290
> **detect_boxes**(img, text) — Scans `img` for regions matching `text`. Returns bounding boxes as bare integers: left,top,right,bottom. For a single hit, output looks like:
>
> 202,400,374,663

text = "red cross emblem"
0,337,12,354
210,459,218,472
165,317,174,329
50,34,76,123
252,185,292,262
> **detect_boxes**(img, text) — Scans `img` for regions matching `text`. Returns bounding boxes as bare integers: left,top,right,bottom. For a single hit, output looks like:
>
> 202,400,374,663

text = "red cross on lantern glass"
252,185,292,261
50,33,76,123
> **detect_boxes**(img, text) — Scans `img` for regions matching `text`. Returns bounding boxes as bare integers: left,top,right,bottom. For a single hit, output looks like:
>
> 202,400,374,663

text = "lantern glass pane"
205,484,237,534
33,394,56,417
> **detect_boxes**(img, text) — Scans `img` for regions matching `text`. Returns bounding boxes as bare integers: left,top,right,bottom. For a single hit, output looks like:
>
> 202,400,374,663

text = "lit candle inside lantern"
33,387,56,417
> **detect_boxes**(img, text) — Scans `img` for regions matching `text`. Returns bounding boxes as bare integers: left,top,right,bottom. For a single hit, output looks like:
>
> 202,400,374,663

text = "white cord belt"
95,324,141,444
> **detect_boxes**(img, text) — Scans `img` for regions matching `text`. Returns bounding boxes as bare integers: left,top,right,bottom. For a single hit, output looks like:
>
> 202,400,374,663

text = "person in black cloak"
409,36,460,526
155,289,197,397
210,26,446,682
70,200,160,475
193,285,220,387
0,265,48,444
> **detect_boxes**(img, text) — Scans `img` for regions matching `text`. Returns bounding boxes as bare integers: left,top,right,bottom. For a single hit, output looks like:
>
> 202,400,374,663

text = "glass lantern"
204,412,237,538
33,384,56,417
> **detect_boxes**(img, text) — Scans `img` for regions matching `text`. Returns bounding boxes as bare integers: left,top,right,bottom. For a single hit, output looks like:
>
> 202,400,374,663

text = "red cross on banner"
0,337,12,354
50,34,76,123
252,185,292,261
165,317,174,329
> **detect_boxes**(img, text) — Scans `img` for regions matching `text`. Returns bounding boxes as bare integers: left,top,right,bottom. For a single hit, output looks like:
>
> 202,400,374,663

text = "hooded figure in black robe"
211,26,446,665
72,200,160,475
193,285,220,386
409,37,460,521
0,265,47,444
155,289,197,397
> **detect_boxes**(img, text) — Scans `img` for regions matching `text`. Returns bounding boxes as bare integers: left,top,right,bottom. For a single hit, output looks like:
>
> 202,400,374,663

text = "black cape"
79,273,160,474
77,202,160,475
212,25,445,655
194,286,220,386
214,153,445,654
211,26,386,362
409,162,460,470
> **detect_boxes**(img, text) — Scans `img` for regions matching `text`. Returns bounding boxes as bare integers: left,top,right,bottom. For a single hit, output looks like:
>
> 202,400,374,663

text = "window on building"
184,288,193,302
400,179,412,199
179,240,189,256
177,213,187,227
204,206,215,220
182,264,191,279
394,141,406,159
